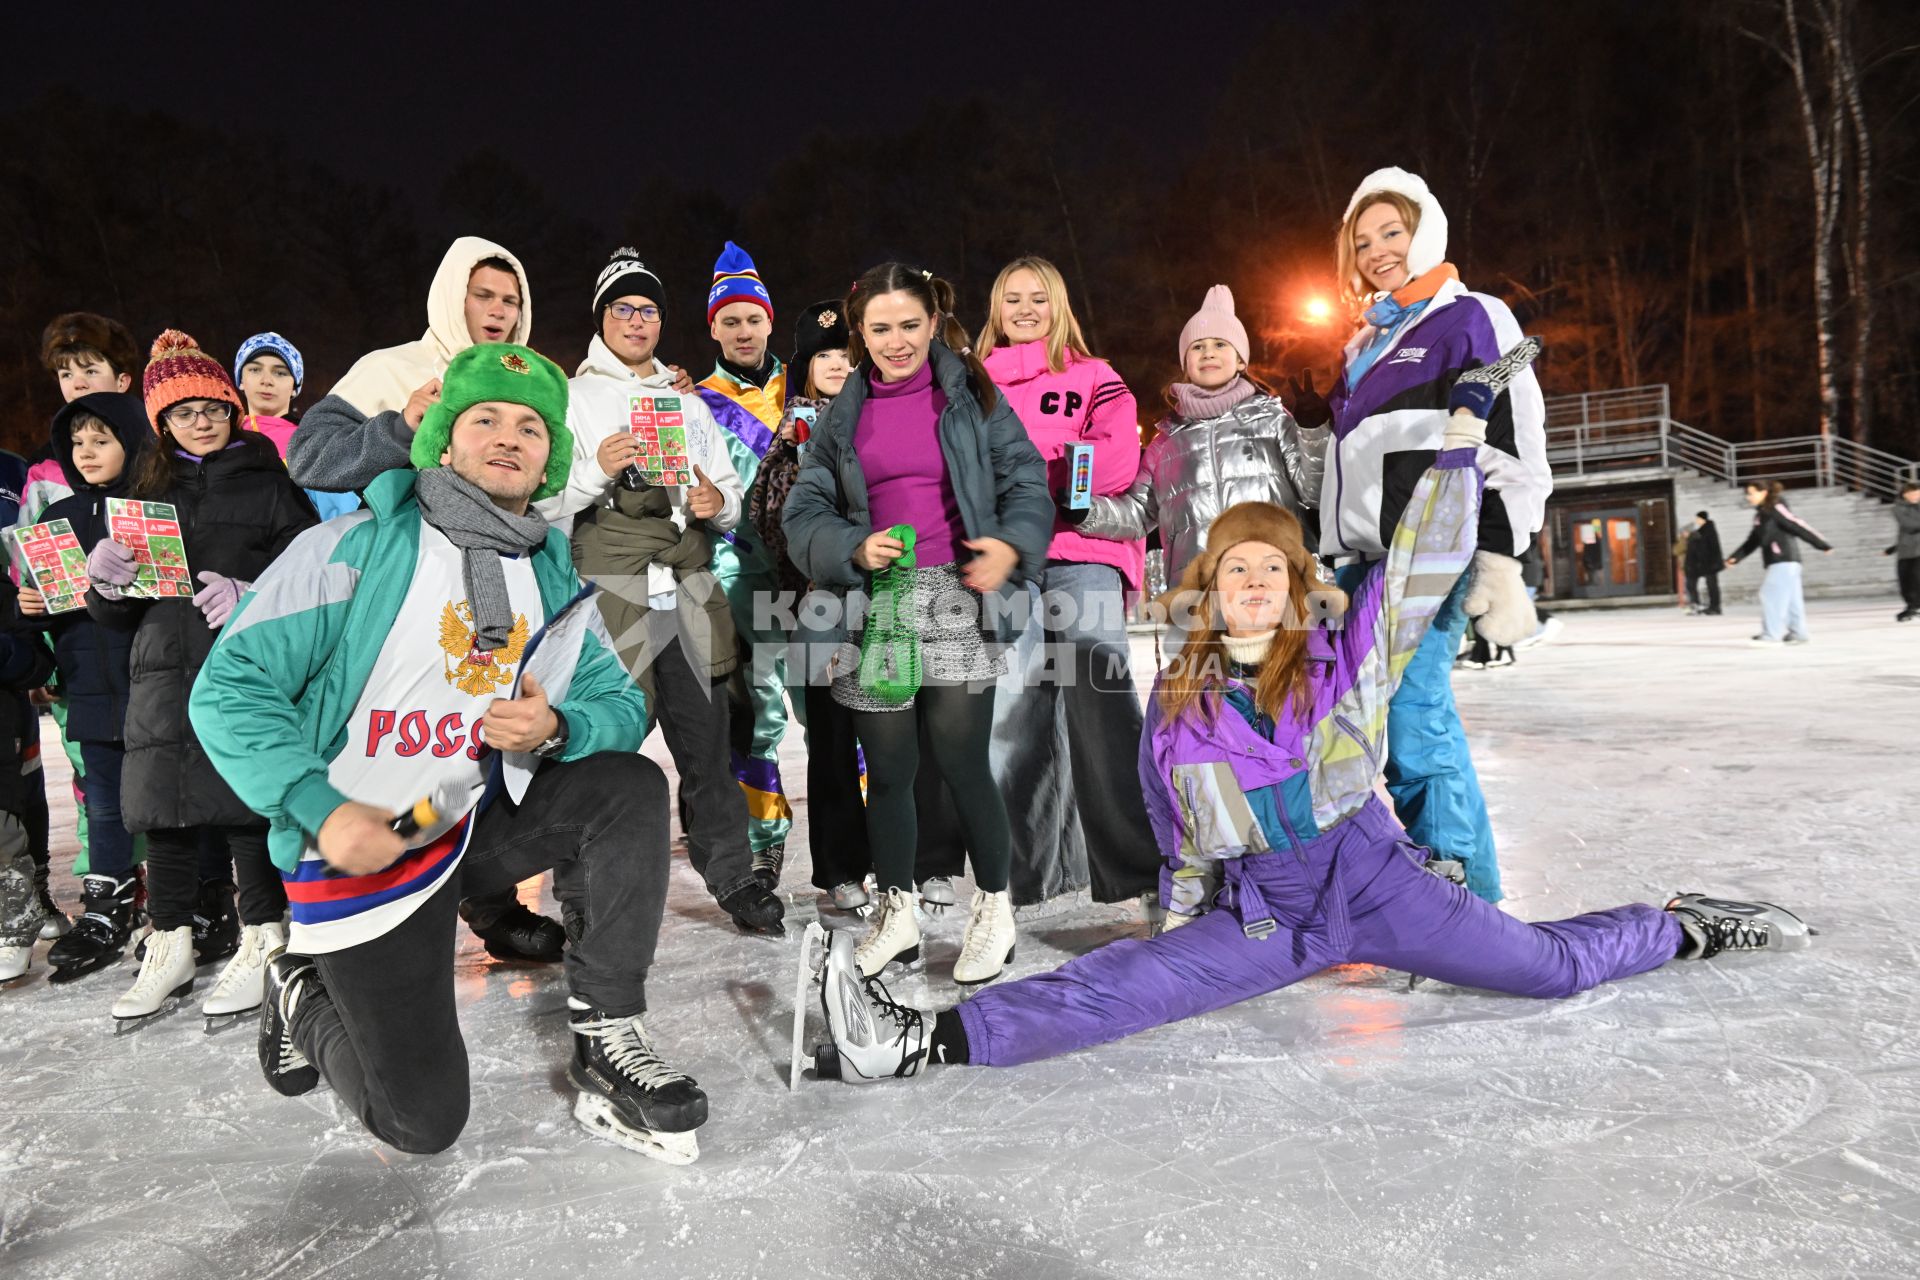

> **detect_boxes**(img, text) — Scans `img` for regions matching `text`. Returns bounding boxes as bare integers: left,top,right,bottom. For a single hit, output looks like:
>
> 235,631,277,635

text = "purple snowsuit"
955,449,1682,1068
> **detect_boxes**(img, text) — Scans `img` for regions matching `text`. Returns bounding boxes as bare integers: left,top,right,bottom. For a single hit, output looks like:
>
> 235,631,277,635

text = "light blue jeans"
1758,562,1808,640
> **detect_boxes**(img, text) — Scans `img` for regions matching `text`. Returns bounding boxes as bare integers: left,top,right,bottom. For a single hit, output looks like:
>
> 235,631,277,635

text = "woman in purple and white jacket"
808,385,1809,1083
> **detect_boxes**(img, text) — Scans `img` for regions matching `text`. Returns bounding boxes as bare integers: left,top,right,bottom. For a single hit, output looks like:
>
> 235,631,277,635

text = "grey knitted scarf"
414,468,549,650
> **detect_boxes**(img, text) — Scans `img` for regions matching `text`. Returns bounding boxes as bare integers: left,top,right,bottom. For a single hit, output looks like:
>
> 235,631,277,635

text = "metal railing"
1544,385,1920,500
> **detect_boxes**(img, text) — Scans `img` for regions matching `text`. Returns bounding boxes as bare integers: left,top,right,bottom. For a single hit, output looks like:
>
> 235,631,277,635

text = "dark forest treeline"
3,0,1915,459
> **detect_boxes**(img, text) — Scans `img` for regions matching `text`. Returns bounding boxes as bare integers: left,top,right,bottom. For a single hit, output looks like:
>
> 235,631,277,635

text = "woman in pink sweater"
939,257,1160,913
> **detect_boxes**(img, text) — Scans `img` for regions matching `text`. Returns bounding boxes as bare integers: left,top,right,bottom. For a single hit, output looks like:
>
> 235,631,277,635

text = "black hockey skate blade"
47,953,129,985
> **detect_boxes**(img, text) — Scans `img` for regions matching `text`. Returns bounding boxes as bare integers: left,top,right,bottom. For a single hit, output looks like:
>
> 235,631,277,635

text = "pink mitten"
192,571,249,627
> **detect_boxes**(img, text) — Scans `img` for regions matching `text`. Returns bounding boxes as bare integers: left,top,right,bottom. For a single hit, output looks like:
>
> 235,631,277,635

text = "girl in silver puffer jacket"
1075,285,1327,582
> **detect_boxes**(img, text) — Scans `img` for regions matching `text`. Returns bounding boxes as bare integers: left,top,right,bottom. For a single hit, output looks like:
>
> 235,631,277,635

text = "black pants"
144,824,281,930
293,753,671,1155
24,756,48,882
1898,557,1920,611
803,681,871,891
919,638,1162,904
648,633,755,899
854,683,1008,894
1691,572,1722,613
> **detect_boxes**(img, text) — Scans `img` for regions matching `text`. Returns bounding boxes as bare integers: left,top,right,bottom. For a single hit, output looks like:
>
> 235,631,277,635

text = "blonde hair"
1336,191,1423,312
975,256,1095,374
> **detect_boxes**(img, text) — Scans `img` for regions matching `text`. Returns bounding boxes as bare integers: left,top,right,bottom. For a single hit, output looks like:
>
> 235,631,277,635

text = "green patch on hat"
413,343,573,501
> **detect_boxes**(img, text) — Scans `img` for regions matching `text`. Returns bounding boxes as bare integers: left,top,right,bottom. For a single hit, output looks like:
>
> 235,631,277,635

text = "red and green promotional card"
628,395,692,486
105,498,194,600
9,519,91,614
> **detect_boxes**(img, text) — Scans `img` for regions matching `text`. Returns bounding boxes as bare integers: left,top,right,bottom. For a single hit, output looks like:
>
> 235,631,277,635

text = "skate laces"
958,893,1006,966
209,927,270,1000
1699,913,1770,954
579,1014,694,1091
274,969,314,1074
861,972,925,1041
126,929,189,999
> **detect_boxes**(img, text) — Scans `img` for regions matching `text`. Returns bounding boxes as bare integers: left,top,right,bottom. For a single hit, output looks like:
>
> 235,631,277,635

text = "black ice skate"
567,998,707,1165
815,926,930,1084
750,842,786,892
466,899,566,963
257,948,322,1097
719,880,785,936
47,875,139,984
1666,894,1814,959
195,880,241,966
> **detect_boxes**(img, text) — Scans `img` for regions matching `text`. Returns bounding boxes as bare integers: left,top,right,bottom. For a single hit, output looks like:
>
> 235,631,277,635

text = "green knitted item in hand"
858,524,921,706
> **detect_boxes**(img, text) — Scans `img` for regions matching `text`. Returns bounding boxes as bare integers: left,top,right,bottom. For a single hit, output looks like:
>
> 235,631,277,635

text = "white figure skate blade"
790,922,828,1090
572,1093,699,1166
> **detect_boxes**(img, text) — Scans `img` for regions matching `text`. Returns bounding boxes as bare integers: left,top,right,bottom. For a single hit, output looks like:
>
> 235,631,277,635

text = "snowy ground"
2,598,1916,1279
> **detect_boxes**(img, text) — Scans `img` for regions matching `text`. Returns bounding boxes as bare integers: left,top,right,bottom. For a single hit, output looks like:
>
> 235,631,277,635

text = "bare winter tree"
1740,0,1873,463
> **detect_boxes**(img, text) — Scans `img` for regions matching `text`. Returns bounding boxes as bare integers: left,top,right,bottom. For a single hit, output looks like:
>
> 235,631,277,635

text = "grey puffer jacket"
1078,387,1327,582
781,342,1051,668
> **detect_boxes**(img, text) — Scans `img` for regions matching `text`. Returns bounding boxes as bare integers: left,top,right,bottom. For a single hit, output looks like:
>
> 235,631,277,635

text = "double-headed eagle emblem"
439,601,529,696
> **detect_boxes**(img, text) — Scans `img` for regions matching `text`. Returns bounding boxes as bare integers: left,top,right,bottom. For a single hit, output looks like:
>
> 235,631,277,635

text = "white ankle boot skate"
952,889,1015,988
204,921,285,1018
113,924,194,1020
854,887,921,977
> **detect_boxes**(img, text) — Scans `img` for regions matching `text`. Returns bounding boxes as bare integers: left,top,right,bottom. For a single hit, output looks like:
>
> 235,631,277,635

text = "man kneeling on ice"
190,343,706,1163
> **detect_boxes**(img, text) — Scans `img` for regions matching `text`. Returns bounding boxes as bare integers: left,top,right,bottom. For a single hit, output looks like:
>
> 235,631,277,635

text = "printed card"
105,498,194,599
9,519,91,614
627,395,693,486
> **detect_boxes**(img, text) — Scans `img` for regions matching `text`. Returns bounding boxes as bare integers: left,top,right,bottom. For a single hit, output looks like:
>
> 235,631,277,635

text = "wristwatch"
531,709,570,759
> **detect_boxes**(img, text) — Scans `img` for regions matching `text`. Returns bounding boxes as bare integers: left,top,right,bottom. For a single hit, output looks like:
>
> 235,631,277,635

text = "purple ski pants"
955,798,1682,1068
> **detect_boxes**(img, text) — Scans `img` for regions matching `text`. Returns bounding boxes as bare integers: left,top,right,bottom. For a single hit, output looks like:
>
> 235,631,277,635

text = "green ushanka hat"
413,342,572,501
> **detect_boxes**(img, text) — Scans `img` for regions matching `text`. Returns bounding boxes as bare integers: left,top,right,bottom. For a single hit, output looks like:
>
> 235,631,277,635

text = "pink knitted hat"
1177,285,1249,367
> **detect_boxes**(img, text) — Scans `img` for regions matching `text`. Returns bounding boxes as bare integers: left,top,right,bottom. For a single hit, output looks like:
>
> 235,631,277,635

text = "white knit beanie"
1343,167,1449,293
1177,285,1250,366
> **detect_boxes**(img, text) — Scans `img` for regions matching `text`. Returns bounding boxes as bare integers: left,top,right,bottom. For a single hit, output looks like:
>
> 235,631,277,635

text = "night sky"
7,1,1915,454
6,0,1302,209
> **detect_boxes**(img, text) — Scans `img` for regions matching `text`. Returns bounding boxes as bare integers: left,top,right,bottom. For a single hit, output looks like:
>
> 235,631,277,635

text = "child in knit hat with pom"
84,330,318,1025
1073,283,1329,586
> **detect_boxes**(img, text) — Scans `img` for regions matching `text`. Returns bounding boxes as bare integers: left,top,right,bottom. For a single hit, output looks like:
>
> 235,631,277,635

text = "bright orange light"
1304,297,1333,322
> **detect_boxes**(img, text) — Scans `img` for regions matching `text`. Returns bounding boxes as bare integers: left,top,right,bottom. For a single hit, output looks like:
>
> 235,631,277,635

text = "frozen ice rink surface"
2,599,1916,1279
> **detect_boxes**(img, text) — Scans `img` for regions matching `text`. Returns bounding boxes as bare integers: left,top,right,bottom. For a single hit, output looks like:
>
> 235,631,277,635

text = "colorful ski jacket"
1321,276,1547,560
982,341,1145,587
189,468,648,886
1140,448,1483,919
698,359,787,581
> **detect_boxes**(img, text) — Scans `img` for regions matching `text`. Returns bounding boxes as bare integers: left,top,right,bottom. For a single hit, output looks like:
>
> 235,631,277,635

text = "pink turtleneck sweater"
854,361,966,568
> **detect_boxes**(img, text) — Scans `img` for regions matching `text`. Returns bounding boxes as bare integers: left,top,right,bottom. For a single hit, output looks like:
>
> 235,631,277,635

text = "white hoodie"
329,236,533,415
538,334,744,600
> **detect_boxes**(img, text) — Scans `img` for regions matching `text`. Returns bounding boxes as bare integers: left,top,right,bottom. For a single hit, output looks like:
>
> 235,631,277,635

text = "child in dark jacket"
16,392,154,982
84,332,317,1022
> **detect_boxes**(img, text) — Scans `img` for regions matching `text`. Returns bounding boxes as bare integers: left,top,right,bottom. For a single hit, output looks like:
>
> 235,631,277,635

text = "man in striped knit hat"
191,343,707,1164
695,241,795,891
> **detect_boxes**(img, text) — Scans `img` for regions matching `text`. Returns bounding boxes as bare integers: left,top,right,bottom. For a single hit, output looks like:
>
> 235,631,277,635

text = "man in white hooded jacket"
537,249,784,935
286,236,572,961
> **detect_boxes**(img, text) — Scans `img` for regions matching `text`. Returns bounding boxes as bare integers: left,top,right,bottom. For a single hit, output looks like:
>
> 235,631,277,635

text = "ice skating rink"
2,600,1915,1279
